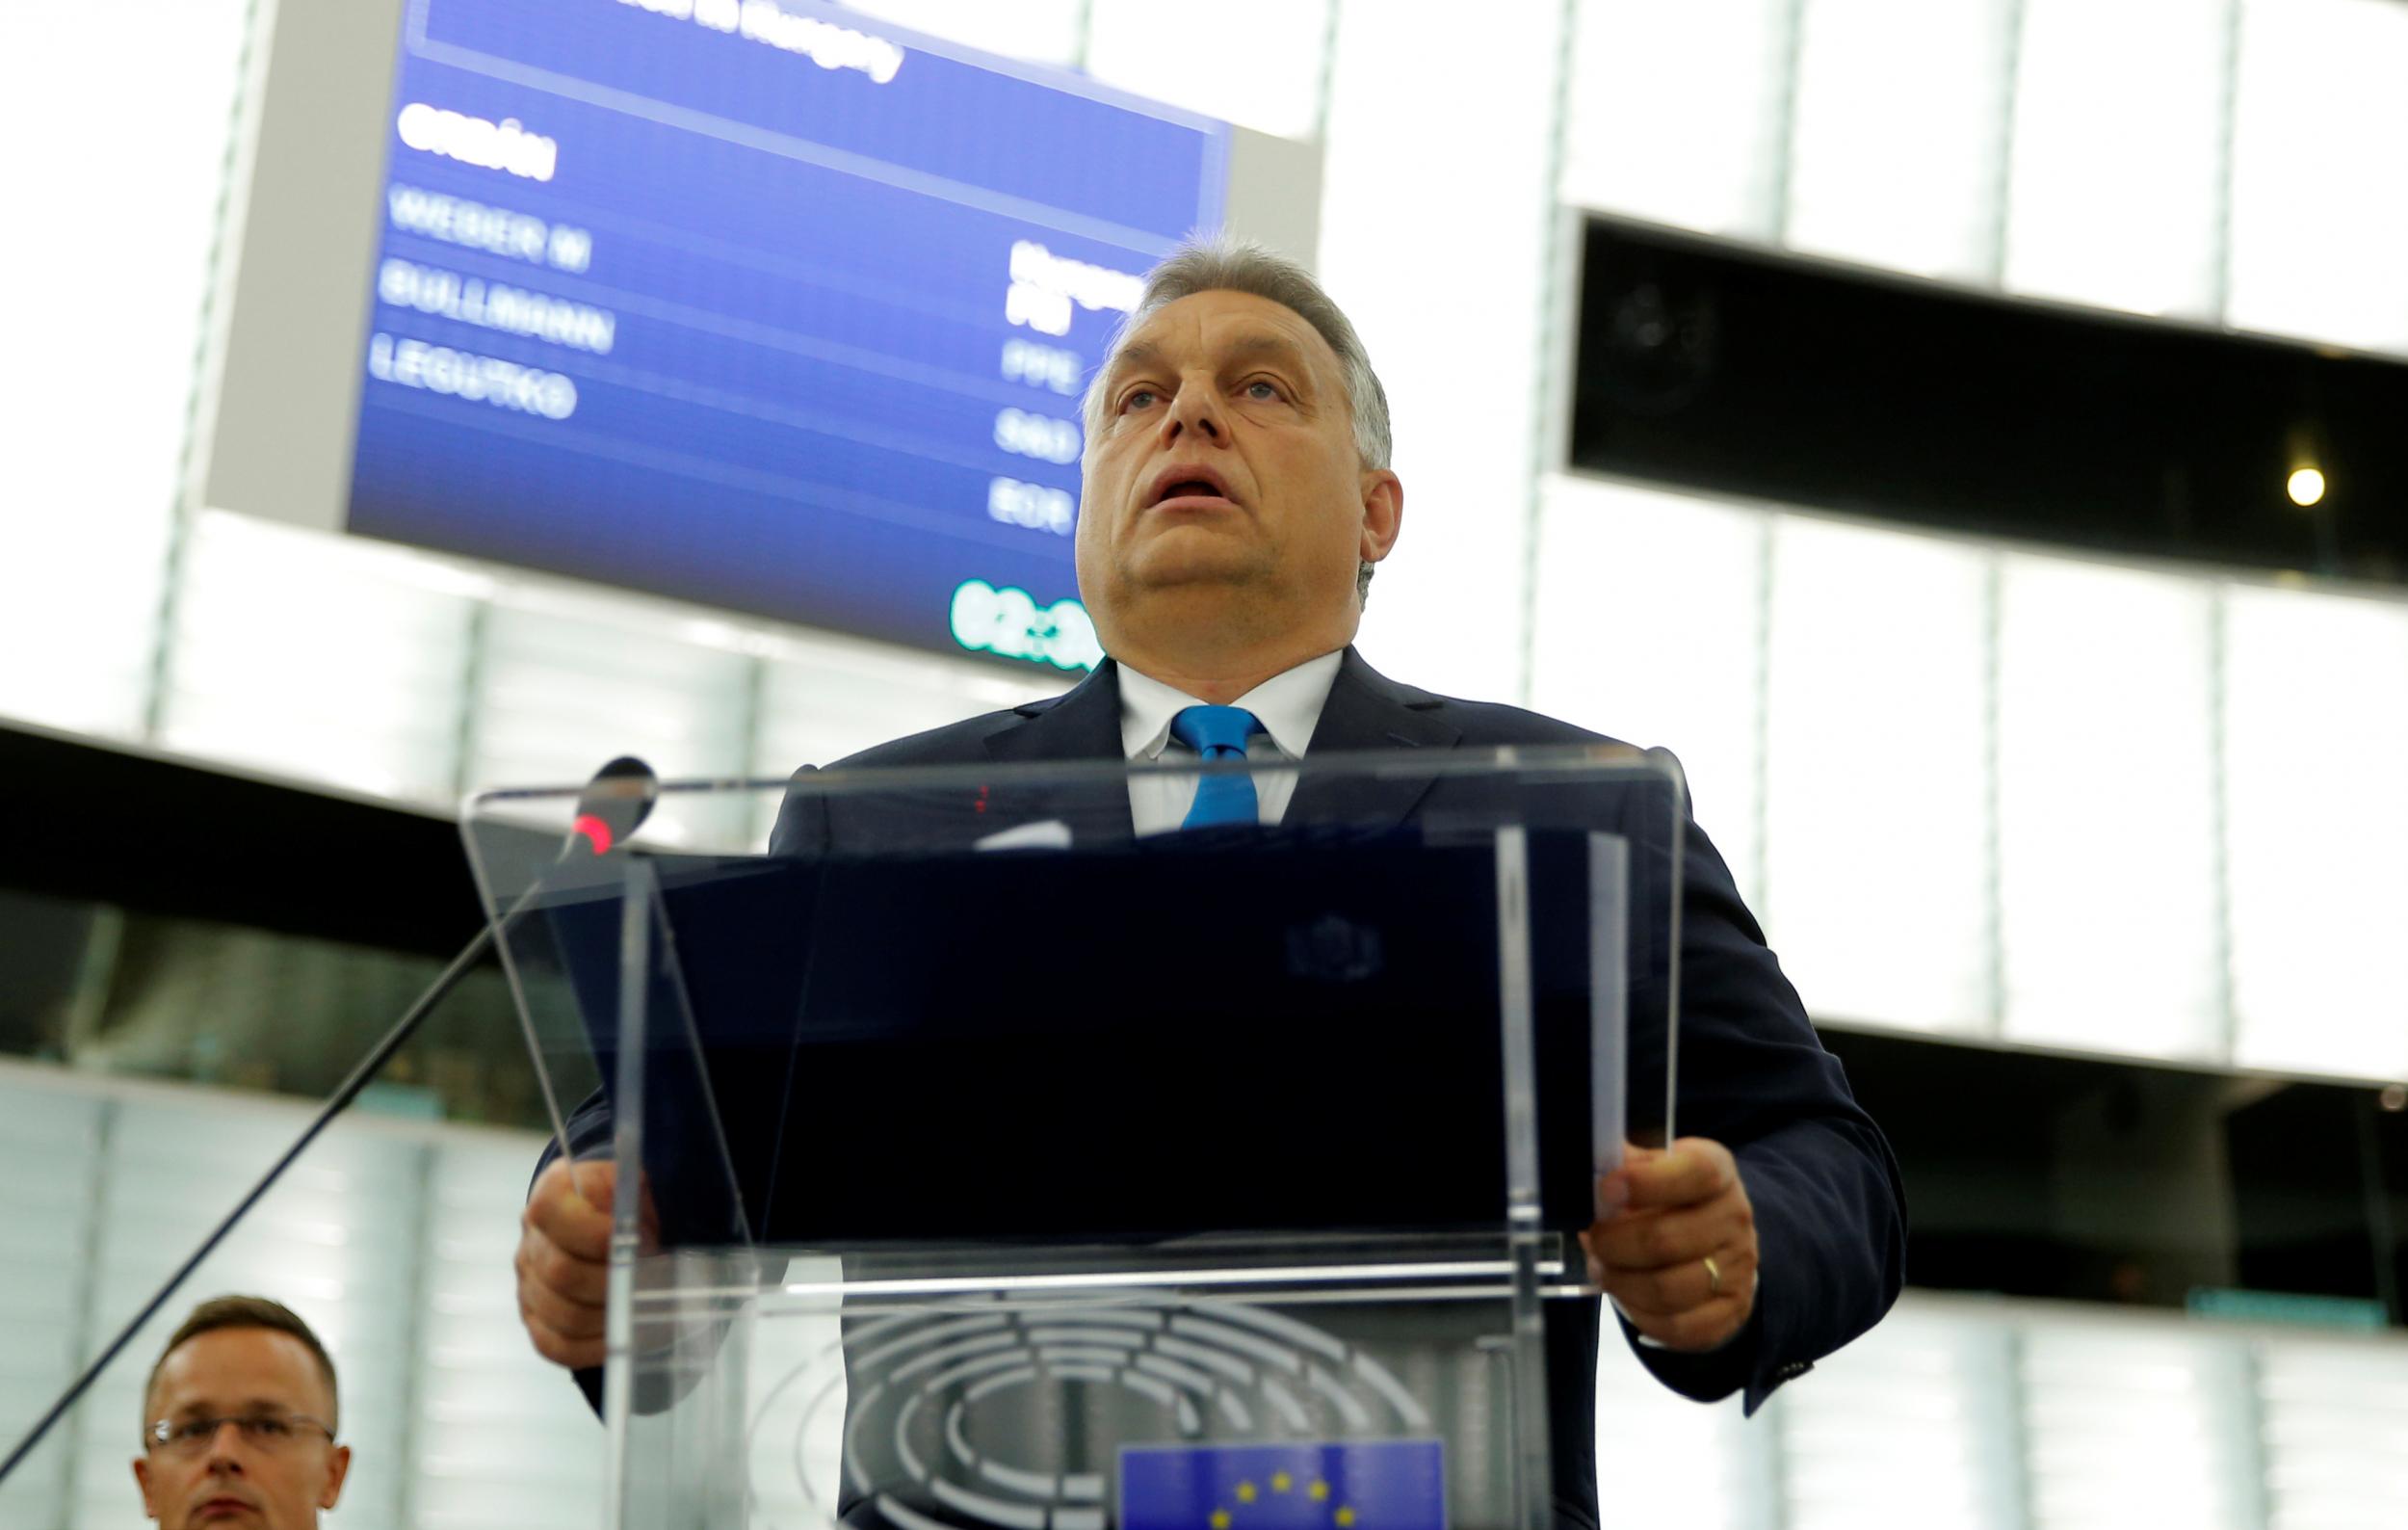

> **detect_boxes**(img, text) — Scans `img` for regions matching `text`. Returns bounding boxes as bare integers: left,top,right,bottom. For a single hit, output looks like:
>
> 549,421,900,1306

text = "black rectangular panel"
1570,218,2408,585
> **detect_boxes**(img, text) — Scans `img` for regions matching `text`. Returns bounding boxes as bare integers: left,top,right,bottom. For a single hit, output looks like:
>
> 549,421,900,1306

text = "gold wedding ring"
1702,1254,1724,1298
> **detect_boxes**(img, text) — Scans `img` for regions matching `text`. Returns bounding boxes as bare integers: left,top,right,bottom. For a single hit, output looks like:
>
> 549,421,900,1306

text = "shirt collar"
1117,649,1346,763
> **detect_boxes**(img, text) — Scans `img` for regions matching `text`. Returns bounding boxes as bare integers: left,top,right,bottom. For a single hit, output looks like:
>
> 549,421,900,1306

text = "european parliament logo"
1119,1440,1446,1530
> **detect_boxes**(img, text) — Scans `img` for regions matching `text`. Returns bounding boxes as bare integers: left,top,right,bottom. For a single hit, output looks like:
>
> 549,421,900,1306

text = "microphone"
567,754,660,857
0,757,658,1486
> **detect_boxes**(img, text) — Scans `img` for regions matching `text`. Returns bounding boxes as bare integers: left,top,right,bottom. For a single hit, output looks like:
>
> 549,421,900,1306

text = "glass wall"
1,1057,2397,1529
0,1063,600,1530
12,0,2404,1079
1531,474,2408,1081
3,19,2405,1526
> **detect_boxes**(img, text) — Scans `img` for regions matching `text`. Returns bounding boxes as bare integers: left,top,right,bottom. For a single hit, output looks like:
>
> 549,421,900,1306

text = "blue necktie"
1169,705,1262,829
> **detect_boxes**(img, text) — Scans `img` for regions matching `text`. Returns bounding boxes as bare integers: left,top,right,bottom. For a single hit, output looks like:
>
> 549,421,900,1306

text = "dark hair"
144,1295,340,1434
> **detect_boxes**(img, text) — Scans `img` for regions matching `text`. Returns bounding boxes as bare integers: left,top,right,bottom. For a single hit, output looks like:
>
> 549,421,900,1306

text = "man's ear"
1358,468,1403,565
319,1443,353,1510
133,1456,159,1520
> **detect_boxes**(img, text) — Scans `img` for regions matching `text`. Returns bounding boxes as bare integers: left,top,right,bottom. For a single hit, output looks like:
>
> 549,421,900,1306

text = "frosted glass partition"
1560,0,1792,241
0,1092,103,1530
21,0,2408,1100
749,626,1070,847
1785,0,2016,282
1762,516,1993,1035
467,597,757,797
2229,0,2408,355
159,514,482,804
751,631,1068,778
1568,0,2408,364
413,1138,610,1530
1594,1333,1773,1529
0,1065,603,1530
2004,0,2230,320
1995,557,2221,1059
3,1063,2406,1529
1776,1306,2022,1530
1320,0,1568,704
2223,585,2408,1080
2256,1336,2408,1529
0,487,171,743
1532,478,2408,1079
1559,0,2408,364
71,1096,424,1530
1086,0,1330,140
1531,476,1767,906
2019,1323,2261,1530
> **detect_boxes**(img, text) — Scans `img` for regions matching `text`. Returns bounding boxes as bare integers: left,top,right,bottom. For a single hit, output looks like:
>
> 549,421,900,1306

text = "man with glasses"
134,1295,350,1530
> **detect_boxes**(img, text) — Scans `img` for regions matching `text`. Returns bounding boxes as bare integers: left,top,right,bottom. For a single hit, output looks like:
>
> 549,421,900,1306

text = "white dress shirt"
1117,650,1345,835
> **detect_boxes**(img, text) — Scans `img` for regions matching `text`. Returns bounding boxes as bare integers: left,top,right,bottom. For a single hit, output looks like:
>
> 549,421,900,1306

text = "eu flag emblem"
1118,1440,1446,1530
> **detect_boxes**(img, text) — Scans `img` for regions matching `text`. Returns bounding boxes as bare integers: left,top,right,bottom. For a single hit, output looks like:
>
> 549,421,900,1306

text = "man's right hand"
516,1158,615,1370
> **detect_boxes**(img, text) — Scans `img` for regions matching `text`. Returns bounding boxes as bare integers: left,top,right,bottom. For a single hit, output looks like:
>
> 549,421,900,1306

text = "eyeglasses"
144,1413,336,1456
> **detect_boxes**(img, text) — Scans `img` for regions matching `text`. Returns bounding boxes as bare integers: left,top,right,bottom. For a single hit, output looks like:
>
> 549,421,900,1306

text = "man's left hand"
1580,1137,1759,1352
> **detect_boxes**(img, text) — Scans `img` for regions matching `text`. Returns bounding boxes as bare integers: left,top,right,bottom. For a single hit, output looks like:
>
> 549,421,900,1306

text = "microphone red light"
572,813,615,855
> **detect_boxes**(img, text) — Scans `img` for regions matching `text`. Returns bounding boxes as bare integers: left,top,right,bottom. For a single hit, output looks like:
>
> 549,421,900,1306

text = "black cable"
0,925,494,1483
0,757,653,1479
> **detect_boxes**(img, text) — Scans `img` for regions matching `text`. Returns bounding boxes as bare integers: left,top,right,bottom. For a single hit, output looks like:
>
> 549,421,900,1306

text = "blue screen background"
347,0,1227,667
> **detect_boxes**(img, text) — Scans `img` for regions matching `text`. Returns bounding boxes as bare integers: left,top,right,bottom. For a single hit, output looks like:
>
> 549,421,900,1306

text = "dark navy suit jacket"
750,646,1907,1530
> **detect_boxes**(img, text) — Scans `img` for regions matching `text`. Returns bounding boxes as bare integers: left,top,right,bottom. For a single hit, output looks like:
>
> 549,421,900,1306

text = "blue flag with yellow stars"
1118,1440,1446,1530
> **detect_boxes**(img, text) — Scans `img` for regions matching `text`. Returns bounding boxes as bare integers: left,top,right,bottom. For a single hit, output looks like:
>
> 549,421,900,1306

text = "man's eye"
1120,387,1158,411
247,1417,293,1440
1243,381,1282,401
174,1421,215,1444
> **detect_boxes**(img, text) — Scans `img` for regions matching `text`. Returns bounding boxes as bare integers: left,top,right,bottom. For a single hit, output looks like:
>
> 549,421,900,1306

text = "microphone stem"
0,923,495,1485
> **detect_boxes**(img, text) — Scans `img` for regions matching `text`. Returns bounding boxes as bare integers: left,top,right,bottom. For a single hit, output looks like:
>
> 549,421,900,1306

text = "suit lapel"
981,661,1136,838
1289,647,1462,831
983,661,1124,763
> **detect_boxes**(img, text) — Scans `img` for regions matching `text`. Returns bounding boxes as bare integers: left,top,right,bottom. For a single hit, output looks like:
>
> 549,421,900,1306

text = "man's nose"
203,1421,250,1470
1158,379,1224,446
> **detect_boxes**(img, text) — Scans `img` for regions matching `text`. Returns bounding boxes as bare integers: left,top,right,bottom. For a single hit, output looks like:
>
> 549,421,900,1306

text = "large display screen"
348,0,1229,669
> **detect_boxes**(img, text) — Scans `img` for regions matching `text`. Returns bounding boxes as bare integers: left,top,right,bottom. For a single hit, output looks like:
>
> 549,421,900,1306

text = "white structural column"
407,1138,608,1530
0,0,250,741
1994,556,2222,1059
2227,0,2408,355
1317,0,1572,706
1560,0,1795,242
1531,477,1769,907
2004,0,2232,320
0,1092,104,1530
836,0,1085,66
2221,583,2408,1080
1776,1304,2025,1530
2255,1335,2408,1529
1761,515,1995,1035
159,514,483,805
1085,0,1333,140
1785,0,2018,283
2019,1321,2260,1530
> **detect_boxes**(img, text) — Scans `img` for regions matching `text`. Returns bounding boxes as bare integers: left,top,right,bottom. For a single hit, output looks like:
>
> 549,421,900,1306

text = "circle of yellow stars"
1208,1470,1353,1529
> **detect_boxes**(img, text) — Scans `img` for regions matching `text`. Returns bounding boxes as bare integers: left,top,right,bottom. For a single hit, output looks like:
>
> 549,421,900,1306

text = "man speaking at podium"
518,237,1905,1519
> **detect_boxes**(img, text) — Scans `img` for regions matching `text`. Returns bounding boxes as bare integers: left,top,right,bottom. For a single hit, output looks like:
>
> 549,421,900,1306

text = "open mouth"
1146,464,1235,507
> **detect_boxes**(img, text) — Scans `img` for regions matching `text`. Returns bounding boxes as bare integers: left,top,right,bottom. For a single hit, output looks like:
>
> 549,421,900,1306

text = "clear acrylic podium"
462,746,1686,1530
